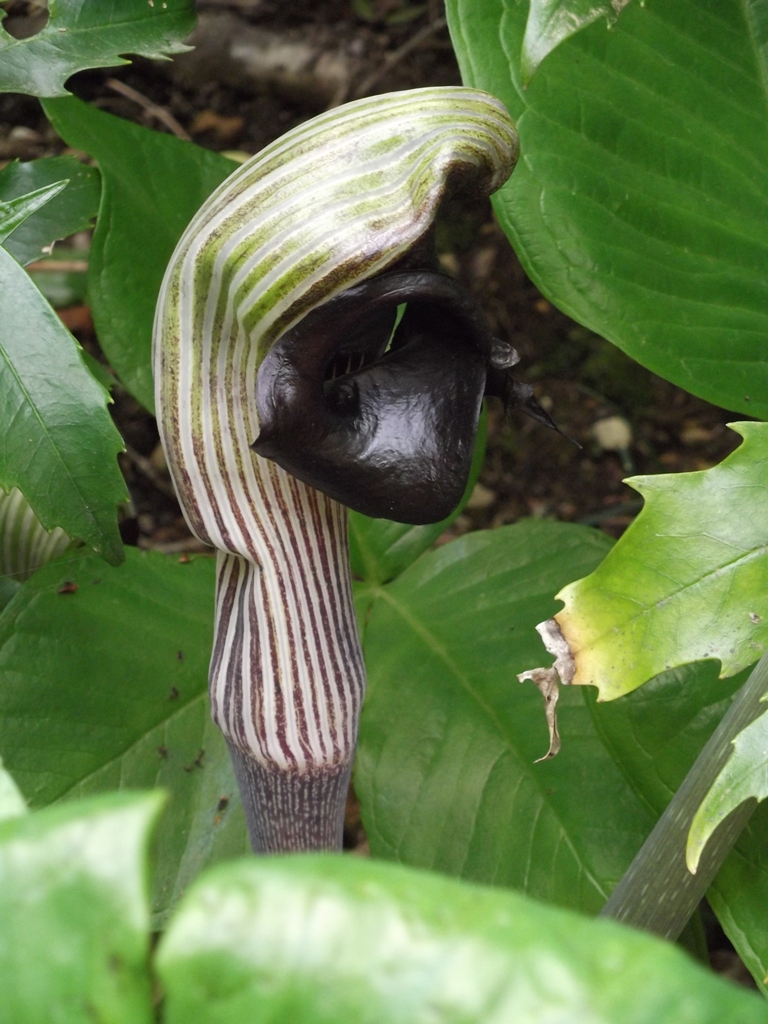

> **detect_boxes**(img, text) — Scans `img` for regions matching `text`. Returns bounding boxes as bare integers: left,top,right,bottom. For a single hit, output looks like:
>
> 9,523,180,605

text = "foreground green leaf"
0,243,126,563
688,698,768,873
0,791,160,1024
44,96,237,410
0,155,100,266
447,0,768,419
157,854,768,1024
356,519,659,914
521,0,633,83
550,422,768,699
0,547,249,926
0,0,196,98
591,661,768,992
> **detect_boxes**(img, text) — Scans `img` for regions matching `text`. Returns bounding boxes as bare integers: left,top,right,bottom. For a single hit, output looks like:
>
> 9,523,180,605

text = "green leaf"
688,696,768,873
447,0,768,419
0,0,196,98
0,243,126,563
157,854,768,1024
0,179,68,244
80,349,118,391
550,422,768,700
0,756,25,822
0,547,249,926
590,661,768,991
356,519,659,914
0,155,101,266
349,406,487,584
0,791,160,1024
709,816,768,996
44,96,238,411
521,0,633,83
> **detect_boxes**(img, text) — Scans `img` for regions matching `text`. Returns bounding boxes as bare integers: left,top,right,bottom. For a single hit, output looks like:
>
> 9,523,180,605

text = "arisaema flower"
154,87,519,852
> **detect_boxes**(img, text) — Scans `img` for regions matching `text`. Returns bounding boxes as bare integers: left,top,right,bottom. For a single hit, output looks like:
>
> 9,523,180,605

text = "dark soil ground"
0,0,754,987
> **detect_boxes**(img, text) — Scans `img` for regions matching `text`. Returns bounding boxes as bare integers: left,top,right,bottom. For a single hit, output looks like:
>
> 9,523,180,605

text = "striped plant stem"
153,87,518,852
0,487,70,582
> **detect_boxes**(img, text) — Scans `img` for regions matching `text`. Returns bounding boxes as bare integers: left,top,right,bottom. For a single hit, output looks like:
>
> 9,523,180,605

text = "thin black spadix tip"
485,363,580,447
253,269,556,524
228,743,351,854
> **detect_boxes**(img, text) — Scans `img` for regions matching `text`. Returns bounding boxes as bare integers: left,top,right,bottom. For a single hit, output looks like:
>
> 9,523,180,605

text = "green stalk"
600,652,768,938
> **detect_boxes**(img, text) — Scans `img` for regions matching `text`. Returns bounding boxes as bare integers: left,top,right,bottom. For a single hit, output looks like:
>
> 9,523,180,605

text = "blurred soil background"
0,0,753,985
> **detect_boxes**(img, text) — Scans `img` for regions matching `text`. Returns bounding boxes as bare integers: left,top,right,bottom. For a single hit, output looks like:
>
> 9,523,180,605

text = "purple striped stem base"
206,472,364,854
229,743,351,852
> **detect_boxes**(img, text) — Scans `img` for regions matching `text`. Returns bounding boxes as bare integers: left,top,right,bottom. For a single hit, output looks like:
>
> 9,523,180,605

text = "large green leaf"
44,97,237,411
0,547,249,926
0,242,126,563
0,0,196,98
548,422,768,700
356,519,660,914
447,0,768,419
590,661,768,991
0,791,160,1024
157,854,768,1024
349,407,487,584
0,155,101,266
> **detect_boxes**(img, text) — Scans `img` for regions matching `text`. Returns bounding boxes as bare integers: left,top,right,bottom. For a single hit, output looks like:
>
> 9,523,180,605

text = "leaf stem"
600,651,768,939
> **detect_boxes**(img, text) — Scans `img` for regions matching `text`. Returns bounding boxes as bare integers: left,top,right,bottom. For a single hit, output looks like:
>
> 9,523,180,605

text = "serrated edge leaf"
0,0,196,98
522,422,768,701
0,179,68,244
0,245,127,564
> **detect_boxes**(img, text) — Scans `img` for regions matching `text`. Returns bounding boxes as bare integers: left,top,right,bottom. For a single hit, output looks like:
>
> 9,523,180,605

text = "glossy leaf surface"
0,548,249,926
553,422,768,699
356,519,658,914
447,0,768,419
0,155,100,265
0,0,196,97
158,854,768,1024
591,661,768,991
521,0,633,83
349,407,487,584
0,242,126,563
44,96,236,410
0,791,160,1024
